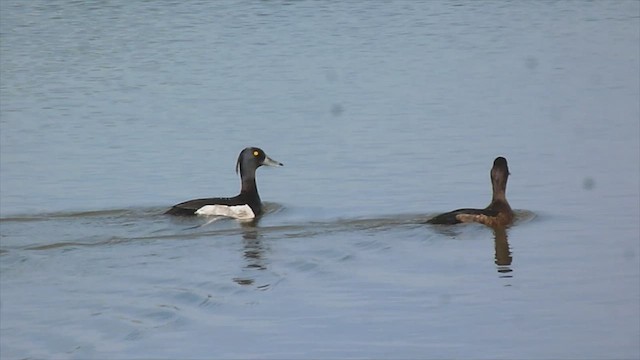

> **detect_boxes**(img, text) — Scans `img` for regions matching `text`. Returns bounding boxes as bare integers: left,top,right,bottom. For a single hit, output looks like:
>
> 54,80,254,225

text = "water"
1,1,639,359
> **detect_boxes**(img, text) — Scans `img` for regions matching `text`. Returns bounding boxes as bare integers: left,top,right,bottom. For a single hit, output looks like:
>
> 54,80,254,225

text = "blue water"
1,1,639,359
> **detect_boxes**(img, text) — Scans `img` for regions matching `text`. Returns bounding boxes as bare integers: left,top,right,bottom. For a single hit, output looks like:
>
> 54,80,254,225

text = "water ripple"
1,205,536,252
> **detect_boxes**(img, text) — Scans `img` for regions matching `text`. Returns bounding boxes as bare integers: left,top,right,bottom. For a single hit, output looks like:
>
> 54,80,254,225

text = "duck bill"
263,155,283,167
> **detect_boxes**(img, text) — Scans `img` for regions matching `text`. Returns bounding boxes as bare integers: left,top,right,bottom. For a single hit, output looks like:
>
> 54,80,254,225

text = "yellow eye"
253,150,260,156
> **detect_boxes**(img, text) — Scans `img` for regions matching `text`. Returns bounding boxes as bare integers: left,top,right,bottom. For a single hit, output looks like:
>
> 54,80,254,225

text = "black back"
164,192,262,216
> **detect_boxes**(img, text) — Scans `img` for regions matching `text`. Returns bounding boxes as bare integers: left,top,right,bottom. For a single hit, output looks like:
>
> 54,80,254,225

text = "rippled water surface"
1,1,639,359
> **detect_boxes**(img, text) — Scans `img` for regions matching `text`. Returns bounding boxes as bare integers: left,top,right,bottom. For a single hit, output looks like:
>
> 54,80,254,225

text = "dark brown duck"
427,157,513,227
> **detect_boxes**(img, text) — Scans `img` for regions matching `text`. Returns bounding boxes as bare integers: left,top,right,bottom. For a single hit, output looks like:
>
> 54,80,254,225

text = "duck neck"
240,170,259,196
491,179,508,203
492,189,507,203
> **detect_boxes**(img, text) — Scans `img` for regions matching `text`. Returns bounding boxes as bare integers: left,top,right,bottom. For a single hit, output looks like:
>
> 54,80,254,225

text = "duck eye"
253,150,260,157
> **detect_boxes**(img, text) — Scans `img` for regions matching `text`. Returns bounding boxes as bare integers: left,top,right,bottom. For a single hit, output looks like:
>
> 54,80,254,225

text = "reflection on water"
427,221,519,277
1,207,531,284
233,220,270,288
493,226,513,277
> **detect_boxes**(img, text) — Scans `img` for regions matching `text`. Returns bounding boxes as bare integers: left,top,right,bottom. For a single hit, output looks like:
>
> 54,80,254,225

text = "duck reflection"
240,222,266,271
492,226,513,277
232,219,270,288
430,224,513,277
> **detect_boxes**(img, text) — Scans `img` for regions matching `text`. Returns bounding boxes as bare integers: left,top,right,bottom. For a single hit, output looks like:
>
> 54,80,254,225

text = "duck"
165,147,283,219
427,156,513,227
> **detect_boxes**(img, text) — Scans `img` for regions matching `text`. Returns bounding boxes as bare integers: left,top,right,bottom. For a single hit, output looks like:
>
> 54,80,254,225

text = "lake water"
1,1,639,359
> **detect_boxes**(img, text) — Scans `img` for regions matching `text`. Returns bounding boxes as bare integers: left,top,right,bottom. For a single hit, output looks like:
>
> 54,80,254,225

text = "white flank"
195,204,255,219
